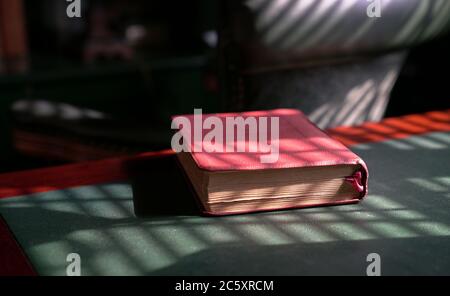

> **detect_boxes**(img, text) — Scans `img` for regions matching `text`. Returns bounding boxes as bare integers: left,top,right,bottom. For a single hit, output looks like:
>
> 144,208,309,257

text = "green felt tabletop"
0,132,449,275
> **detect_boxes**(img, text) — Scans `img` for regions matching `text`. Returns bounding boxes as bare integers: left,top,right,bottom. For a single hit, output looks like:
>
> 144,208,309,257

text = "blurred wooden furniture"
0,0,28,74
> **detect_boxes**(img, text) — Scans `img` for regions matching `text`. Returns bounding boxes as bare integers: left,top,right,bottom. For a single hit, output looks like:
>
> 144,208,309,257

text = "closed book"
173,109,368,215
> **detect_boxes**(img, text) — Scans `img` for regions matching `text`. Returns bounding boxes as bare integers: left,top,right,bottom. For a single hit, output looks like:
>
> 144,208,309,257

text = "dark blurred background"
0,0,220,172
0,0,449,173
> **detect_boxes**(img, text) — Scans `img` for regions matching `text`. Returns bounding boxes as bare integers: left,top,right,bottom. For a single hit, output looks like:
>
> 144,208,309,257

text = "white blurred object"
202,30,218,48
126,25,147,46
12,99,107,121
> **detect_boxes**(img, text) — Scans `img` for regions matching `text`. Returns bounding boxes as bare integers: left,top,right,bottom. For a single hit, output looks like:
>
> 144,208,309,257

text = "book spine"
345,171,364,196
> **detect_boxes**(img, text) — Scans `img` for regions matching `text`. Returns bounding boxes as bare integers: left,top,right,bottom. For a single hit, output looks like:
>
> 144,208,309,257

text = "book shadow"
125,154,201,217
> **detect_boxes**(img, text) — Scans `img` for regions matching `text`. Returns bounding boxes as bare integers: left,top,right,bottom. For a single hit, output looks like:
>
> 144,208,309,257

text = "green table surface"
1,132,449,275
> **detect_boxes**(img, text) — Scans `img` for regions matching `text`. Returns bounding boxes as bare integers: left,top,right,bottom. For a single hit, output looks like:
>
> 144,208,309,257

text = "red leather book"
173,109,368,215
